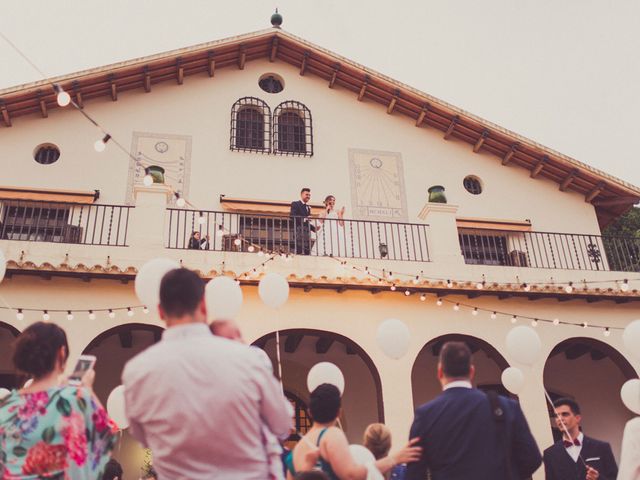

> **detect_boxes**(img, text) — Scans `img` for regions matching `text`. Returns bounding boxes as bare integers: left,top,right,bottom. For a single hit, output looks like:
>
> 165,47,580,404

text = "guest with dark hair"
123,268,292,480
188,231,209,250
286,384,421,480
0,322,117,479
406,341,541,480
102,458,124,479
544,397,618,480
290,187,316,255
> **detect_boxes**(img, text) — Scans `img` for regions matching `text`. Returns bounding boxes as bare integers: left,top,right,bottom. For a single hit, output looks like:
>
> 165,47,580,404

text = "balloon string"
275,330,284,392
543,388,588,469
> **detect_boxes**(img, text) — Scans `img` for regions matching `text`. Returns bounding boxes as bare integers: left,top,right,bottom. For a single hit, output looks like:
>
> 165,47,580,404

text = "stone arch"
251,328,383,443
544,336,638,458
411,333,510,410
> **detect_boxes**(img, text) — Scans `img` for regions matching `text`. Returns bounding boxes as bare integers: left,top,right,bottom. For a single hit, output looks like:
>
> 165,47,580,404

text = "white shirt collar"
162,323,211,341
443,380,472,391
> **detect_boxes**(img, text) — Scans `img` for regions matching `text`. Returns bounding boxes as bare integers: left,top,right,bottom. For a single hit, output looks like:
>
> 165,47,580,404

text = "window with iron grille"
259,74,284,94
285,391,312,435
1,204,79,243
458,232,509,265
463,176,482,195
33,144,60,165
230,97,271,153
273,101,313,156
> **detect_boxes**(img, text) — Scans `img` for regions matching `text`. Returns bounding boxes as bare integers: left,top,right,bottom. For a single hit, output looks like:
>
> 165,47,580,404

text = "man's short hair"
159,268,205,317
553,397,581,415
301,187,311,194
102,459,123,480
309,383,341,424
439,341,472,378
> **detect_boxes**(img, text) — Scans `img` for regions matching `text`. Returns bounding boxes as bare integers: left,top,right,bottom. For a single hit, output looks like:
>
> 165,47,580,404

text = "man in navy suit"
406,341,542,480
289,187,316,255
543,398,618,480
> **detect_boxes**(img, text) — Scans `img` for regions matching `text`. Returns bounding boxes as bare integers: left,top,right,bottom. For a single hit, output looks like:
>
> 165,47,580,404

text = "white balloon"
623,320,640,362
501,367,525,395
505,326,542,366
0,387,10,399
376,318,410,359
0,249,6,284
107,385,129,430
258,273,289,308
135,258,180,309
307,362,345,395
620,379,640,415
205,276,243,320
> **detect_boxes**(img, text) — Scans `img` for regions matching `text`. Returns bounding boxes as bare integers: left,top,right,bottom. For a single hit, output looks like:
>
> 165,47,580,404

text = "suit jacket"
406,387,541,480
543,435,618,480
289,200,316,231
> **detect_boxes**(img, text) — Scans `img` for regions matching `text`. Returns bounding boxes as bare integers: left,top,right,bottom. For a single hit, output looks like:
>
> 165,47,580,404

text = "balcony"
166,209,431,262
0,200,131,247
458,227,640,272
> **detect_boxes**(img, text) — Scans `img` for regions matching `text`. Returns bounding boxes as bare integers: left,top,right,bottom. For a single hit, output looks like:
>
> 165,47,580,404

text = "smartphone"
68,355,96,386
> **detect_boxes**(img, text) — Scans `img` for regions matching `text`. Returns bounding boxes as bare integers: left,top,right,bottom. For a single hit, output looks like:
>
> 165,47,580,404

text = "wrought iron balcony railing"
458,227,640,272
0,200,131,246
167,209,430,262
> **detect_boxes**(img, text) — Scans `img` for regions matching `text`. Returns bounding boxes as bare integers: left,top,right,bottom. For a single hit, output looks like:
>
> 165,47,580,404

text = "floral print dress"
0,386,117,480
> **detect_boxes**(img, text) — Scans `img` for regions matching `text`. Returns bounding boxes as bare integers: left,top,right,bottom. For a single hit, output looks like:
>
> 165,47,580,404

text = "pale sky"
2,0,639,188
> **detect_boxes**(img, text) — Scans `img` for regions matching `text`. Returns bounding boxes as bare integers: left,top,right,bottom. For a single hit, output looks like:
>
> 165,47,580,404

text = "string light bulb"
511,315,517,324
420,294,426,301
436,298,443,306
553,318,560,326
604,328,610,337
94,134,111,153
16,309,24,321
257,250,264,257
453,303,460,311
490,311,497,320
390,285,396,291
108,309,115,319
247,245,255,252
233,238,242,246
522,283,531,292
620,279,629,292
472,308,478,316
565,282,574,294
413,276,420,285
582,321,588,328
404,290,411,296
53,84,71,107
446,279,453,288
476,281,484,290
67,311,74,321
88,310,96,320
143,306,149,314
531,319,538,327
127,307,134,317
43,310,50,321
175,193,186,208
143,172,154,186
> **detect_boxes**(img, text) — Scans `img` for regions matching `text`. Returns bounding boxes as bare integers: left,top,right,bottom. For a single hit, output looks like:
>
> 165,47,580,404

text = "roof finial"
271,8,283,28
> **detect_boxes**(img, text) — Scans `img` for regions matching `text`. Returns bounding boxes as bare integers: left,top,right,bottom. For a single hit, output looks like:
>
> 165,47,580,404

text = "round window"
463,176,482,195
33,144,60,165
259,74,284,94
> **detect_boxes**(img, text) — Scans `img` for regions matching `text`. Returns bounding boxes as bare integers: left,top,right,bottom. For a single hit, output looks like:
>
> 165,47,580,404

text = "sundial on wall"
349,148,408,221
125,132,192,204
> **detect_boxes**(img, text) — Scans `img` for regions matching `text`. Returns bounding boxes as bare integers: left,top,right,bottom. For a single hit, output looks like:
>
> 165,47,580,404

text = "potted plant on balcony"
428,185,447,203
145,165,166,184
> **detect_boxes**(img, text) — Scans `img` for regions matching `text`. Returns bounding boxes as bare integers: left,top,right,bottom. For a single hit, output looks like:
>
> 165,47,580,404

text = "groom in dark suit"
406,341,541,480
290,187,316,255
544,398,618,480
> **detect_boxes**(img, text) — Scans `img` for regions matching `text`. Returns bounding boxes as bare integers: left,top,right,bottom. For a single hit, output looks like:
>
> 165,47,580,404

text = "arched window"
273,101,313,156
230,97,271,152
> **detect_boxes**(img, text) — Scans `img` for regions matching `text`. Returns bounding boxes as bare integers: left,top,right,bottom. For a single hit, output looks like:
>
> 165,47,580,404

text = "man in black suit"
406,341,542,480
289,187,315,255
544,398,618,480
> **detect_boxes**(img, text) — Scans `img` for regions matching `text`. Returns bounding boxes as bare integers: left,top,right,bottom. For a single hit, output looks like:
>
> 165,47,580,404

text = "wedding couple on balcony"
290,188,346,256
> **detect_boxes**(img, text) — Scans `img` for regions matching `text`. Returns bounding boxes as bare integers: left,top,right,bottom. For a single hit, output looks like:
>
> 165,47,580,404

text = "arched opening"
251,328,383,443
273,101,313,156
0,322,20,389
83,323,164,479
544,337,638,459
411,334,509,410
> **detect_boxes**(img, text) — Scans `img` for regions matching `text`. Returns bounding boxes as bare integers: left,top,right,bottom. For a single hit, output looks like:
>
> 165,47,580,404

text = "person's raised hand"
585,466,599,480
81,369,95,390
392,437,422,464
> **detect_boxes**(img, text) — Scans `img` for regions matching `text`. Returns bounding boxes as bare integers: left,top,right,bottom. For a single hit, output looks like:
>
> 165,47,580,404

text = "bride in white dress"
312,195,346,256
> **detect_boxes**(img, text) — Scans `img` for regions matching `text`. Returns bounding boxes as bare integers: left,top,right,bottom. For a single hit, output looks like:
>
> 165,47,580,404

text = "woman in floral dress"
0,322,118,479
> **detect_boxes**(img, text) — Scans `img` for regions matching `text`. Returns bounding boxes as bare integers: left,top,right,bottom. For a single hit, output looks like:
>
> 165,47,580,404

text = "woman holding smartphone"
0,322,118,479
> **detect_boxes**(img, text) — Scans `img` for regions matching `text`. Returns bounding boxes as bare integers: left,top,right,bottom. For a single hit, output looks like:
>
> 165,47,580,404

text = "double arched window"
230,97,271,153
230,98,313,156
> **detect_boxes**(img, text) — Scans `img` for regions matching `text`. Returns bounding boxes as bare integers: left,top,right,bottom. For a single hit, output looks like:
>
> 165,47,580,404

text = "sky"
1,0,639,188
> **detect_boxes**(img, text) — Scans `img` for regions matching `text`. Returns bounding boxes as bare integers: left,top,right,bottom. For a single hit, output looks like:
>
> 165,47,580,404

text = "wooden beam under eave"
207,51,216,77
299,52,309,76
0,102,11,127
415,105,429,126
72,81,83,108
502,144,518,165
329,64,340,88
585,182,606,203
592,196,640,207
143,67,151,92
530,155,548,178
176,58,184,85
358,76,370,101
444,116,459,140
559,169,579,192
109,76,117,101
269,38,278,62
316,337,334,354
36,91,48,118
238,45,246,70
387,90,400,114
473,130,490,153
